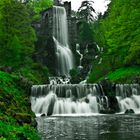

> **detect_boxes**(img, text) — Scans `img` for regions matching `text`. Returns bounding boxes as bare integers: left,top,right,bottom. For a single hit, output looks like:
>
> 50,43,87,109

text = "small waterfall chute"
116,84,140,113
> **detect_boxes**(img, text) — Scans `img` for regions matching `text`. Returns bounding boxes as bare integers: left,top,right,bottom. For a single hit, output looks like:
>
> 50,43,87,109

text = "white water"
31,95,99,115
31,84,101,116
31,84,140,116
76,43,83,68
116,84,140,113
53,6,74,76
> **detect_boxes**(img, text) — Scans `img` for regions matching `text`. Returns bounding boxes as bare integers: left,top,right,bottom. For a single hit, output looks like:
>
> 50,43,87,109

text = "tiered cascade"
31,83,105,116
31,83,140,116
116,84,140,112
30,6,140,116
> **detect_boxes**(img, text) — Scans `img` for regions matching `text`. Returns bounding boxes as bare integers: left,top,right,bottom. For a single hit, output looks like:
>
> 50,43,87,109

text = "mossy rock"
14,113,32,125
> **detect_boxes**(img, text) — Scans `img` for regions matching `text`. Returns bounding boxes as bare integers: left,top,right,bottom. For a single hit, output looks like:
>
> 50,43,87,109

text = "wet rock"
100,109,116,114
0,66,12,73
41,113,46,117
108,96,120,113
125,109,135,114
99,79,116,96
85,98,89,103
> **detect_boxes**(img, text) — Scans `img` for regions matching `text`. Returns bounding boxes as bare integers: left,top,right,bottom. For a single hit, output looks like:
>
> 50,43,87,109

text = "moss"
0,70,40,139
0,121,40,140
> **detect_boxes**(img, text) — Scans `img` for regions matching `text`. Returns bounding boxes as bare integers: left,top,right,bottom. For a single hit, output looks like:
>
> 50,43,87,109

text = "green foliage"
19,63,49,84
28,0,53,21
1,35,22,67
0,70,40,139
102,67,140,83
31,0,53,13
88,55,111,82
0,0,36,68
79,22,94,45
88,0,140,82
99,0,140,66
88,66,140,83
103,67,140,81
70,68,83,83
0,71,27,113
0,0,51,139
0,0,49,82
125,42,140,65
0,121,40,140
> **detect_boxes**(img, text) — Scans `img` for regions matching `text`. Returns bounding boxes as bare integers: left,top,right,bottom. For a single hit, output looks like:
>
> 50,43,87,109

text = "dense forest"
0,0,140,139
0,0,53,139
88,0,140,83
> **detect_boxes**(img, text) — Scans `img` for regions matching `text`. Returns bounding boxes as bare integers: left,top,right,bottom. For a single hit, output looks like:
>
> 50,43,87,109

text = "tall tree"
78,0,95,23
77,0,96,46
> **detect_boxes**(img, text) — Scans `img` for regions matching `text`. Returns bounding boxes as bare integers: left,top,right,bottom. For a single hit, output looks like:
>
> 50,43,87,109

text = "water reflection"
36,115,140,140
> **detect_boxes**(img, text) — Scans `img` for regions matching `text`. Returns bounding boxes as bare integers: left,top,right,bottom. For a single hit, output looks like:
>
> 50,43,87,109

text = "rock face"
33,7,56,75
99,79,120,113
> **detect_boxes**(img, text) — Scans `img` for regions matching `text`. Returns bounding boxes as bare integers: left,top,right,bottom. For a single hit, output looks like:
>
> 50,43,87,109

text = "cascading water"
116,84,140,113
31,83,140,116
76,43,83,69
31,84,101,116
53,6,74,76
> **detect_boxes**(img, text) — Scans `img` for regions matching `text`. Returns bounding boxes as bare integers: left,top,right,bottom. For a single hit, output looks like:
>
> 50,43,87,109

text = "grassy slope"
0,71,40,140
88,66,140,83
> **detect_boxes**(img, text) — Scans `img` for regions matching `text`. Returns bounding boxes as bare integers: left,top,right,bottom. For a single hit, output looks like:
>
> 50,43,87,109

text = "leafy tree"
4,35,22,67
79,22,94,45
88,0,140,82
29,0,53,14
77,0,96,45
0,0,36,68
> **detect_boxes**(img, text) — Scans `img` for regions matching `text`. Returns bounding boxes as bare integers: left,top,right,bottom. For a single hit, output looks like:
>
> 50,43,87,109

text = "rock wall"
32,8,56,75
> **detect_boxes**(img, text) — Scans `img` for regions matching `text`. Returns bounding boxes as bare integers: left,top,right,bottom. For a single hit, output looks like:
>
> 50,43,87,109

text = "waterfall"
30,5,140,116
31,84,103,116
53,6,74,76
116,84,140,113
31,83,140,116
76,43,83,69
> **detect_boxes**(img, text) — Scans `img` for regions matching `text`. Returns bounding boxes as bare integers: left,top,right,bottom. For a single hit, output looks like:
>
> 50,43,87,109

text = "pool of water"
36,114,140,140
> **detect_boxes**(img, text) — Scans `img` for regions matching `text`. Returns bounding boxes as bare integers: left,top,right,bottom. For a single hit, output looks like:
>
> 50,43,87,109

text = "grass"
88,66,140,83
101,67,140,81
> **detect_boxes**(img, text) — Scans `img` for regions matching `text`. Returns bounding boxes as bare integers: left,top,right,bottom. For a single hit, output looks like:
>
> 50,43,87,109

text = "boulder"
125,109,135,114
41,113,46,117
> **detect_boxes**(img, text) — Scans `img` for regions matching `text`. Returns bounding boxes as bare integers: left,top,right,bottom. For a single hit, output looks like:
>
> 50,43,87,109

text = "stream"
36,114,140,140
